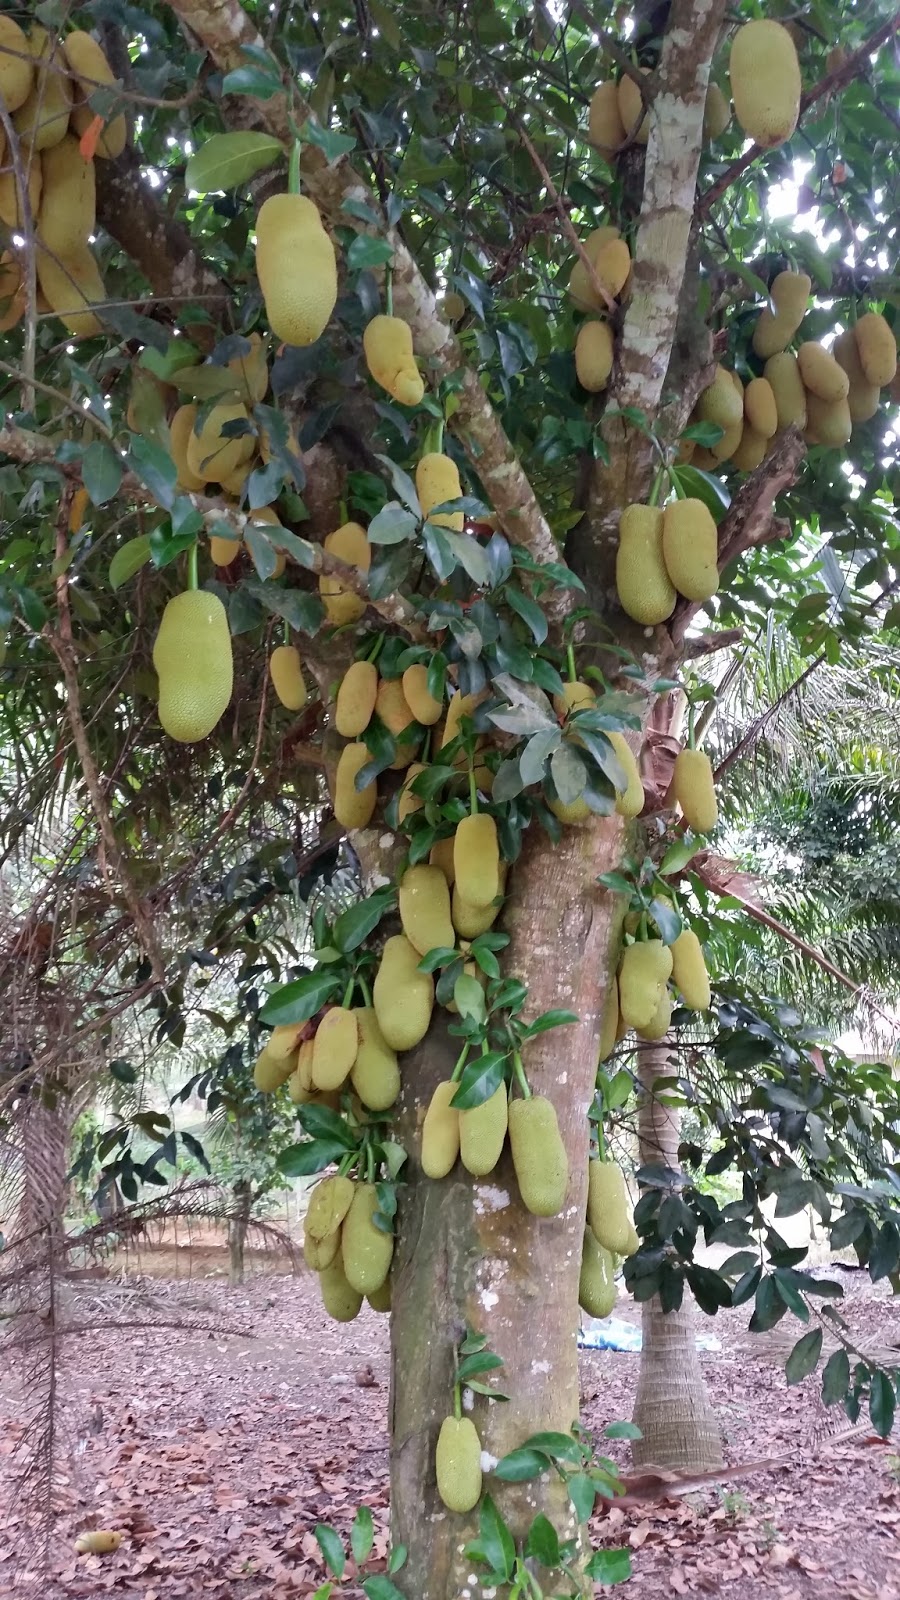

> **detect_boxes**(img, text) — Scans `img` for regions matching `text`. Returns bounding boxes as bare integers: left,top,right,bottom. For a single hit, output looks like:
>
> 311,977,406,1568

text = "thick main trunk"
390,817,626,1600
632,1040,722,1471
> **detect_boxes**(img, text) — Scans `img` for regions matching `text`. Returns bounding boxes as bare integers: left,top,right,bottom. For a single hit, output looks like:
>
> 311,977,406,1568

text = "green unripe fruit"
672,748,718,833
402,663,443,725
598,977,619,1062
616,503,676,625
255,193,337,347
752,271,810,359
618,939,673,1030
763,352,807,430
416,452,464,531
421,1080,461,1178
435,1416,483,1512
367,1278,392,1313
305,1174,356,1240
608,732,644,817
373,934,434,1051
508,1095,568,1216
350,1007,400,1110
399,863,455,956
587,1158,635,1255
548,794,591,827
730,20,800,149
335,659,378,737
319,1255,363,1322
341,1181,394,1295
363,314,424,407
453,813,500,910
670,928,711,1011
579,1228,618,1318
153,590,233,743
459,1082,508,1177
304,1227,340,1272
853,311,897,387
661,498,719,603
311,1005,359,1091
334,742,378,830
703,82,731,141
635,988,672,1041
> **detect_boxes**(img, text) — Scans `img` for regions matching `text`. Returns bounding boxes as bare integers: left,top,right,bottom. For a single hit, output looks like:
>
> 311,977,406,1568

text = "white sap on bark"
632,1038,723,1471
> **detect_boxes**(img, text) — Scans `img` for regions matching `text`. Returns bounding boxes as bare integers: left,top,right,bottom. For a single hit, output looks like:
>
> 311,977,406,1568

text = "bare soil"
1,1250,898,1600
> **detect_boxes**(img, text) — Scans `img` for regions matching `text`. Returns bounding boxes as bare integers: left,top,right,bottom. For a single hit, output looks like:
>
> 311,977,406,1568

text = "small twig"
683,627,743,658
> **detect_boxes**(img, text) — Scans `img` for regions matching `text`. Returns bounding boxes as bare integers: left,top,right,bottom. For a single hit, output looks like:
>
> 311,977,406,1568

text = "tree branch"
95,148,229,310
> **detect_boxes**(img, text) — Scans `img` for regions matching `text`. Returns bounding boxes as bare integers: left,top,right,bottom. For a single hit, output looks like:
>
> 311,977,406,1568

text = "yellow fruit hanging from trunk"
608,731,644,818
508,1095,568,1216
616,504,675,625
729,20,801,149
311,1005,359,1091
185,401,254,484
587,1157,635,1255
399,863,455,956
703,83,731,141
153,590,233,743
373,934,434,1050
797,341,849,402
255,193,337,347
350,1007,400,1110
459,1081,508,1176
670,928,711,1010
319,521,371,626
672,747,718,832
269,644,307,710
335,659,378,737
0,16,33,112
616,68,649,144
853,311,897,387
416,453,464,530
305,1174,356,1239
618,939,673,1031
579,1227,618,1318
833,330,880,423
421,1080,461,1177
744,376,778,438
64,29,128,158
36,242,106,338
752,271,810,359
805,392,852,447
764,352,808,430
588,82,625,154
38,136,96,257
333,742,378,829
14,27,71,151
319,1255,363,1322
661,498,719,602
341,1181,393,1294
575,320,614,392
401,663,443,725
435,1416,482,1513
363,314,424,406
453,813,500,910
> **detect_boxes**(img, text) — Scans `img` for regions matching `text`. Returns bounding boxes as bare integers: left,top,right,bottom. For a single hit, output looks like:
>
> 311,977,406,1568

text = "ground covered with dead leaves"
1,1258,898,1600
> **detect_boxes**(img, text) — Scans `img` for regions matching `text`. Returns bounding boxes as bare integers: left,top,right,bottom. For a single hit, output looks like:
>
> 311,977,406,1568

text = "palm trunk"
228,1178,253,1286
632,1039,722,1471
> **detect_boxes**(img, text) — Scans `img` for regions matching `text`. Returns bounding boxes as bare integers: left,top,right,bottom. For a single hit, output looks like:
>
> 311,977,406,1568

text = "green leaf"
387,1545,407,1575
277,1139,349,1177
311,1586,334,1600
301,119,356,163
869,1371,895,1438
108,1058,136,1084
492,1446,549,1481
351,1506,374,1566
521,1431,584,1466
186,131,282,193
296,1104,357,1146
773,1269,809,1323
659,837,699,876
332,890,395,954
82,440,123,506
367,502,419,545
474,1495,515,1582
450,1052,507,1110
524,1514,560,1568
260,969,342,1025
363,1579,407,1600
604,1420,642,1440
585,1548,632,1585
785,1328,823,1385
649,897,683,946
315,1525,346,1579
521,1009,578,1037
128,435,177,510
568,1472,597,1522
453,972,486,1024
109,535,151,590
221,63,283,99
821,1347,850,1406
551,741,587,805
505,586,548,644
457,1351,504,1381
347,235,396,272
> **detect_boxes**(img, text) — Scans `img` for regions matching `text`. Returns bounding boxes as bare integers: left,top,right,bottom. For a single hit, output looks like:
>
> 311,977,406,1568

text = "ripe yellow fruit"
253,1044,297,1092
186,401,253,484
672,747,718,832
398,762,426,823
440,688,486,750
255,193,337,347
805,392,851,447
311,1005,358,1091
548,794,591,827
267,1022,306,1062
0,158,41,230
729,20,801,148
435,1416,482,1513
401,663,443,725
670,928,711,1010
703,83,731,140
153,590,233,742
579,1227,618,1318
0,16,33,112
752,271,811,359
598,977,619,1062
305,1174,356,1239
319,1256,363,1322
567,225,619,310
36,242,105,337
608,731,644,818
616,68,649,144
64,30,127,159
730,424,768,472
763,351,808,430
797,342,849,403
459,1082,508,1176
451,878,505,938
0,251,24,333
508,1095,568,1216
269,644,307,710
37,136,95,257
399,863,455,956
618,939,673,1031
421,1080,461,1178
375,676,415,740
635,988,672,1041
453,813,500,910
616,503,675,625
14,29,71,151
593,237,631,299
588,81,625,153
661,498,718,603
363,314,424,407
289,1038,315,1101
416,452,464,531
335,659,378,737
341,1181,393,1294
320,521,371,626
373,933,434,1051
75,1530,122,1555
333,742,378,829
169,405,208,493
744,376,777,438
429,835,456,886
575,320,614,392
587,1158,635,1255
304,1227,340,1271
553,680,595,719
833,330,880,423
350,1007,400,1110
853,311,897,388
698,365,744,435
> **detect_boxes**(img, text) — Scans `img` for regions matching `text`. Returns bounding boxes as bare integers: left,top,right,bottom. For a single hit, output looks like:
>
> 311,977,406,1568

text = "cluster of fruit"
300,1174,393,1322
579,1155,641,1318
616,497,719,626
0,20,125,336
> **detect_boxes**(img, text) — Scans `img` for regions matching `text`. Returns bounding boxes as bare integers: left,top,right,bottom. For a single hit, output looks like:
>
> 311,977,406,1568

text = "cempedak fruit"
744,376,778,438
363,314,424,406
416,453,464,531
730,423,768,472
730,20,800,149
453,813,500,910
0,158,41,230
375,676,415,749
616,68,649,144
399,863,455,956
587,1157,635,1255
616,504,675,625
797,341,849,403
39,136,96,257
672,747,718,833
435,1416,482,1513
14,27,71,151
0,252,24,333
553,680,595,718
336,659,378,737
269,644,307,710
341,1181,393,1294
333,742,378,830
853,310,897,388
398,762,426,823
703,83,731,141
508,1095,568,1216
312,1005,359,1091
305,1174,356,1240
64,30,128,158
429,836,456,887
459,1082,508,1176
670,928,711,1011
609,732,643,818
373,934,434,1051
575,320,614,392
421,1080,461,1178
319,521,371,626
588,81,625,154
186,401,253,484
367,1279,392,1312
153,590,233,743
319,1255,363,1322
255,193,337,347
253,1044,297,1092
764,351,808,430
635,987,672,1041
661,498,718,602
36,242,106,337
834,329,880,423
579,1227,618,1318
350,1007,400,1110
75,1531,123,1555
304,1226,340,1271
451,864,506,938
170,405,208,493
401,663,443,725
568,227,630,311
752,271,811,359
0,16,33,112
805,391,852,447
618,939,673,1031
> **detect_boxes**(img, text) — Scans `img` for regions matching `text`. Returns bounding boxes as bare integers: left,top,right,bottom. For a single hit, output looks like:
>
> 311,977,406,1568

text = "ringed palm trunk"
632,1038,722,1471
228,1177,253,1286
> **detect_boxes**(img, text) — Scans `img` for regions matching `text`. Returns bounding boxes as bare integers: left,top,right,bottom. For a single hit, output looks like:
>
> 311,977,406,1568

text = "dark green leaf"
604,1420,643,1440
821,1347,850,1406
348,235,396,272
568,1471,597,1523
785,1327,823,1385
315,1526,345,1579
186,131,282,192
457,1351,504,1381
475,1495,515,1581
109,535,151,589
524,1514,560,1568
363,1579,407,1600
492,1446,549,1481
450,1053,507,1109
128,436,177,510
332,889,395,953
869,1371,895,1438
82,440,123,506
221,63,283,98
277,1139,349,1177
260,969,341,1025
585,1548,632,1585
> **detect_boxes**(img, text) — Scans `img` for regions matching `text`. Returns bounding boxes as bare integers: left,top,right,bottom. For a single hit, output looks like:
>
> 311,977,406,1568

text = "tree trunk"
228,1178,253,1286
390,817,626,1598
632,1039,722,1471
